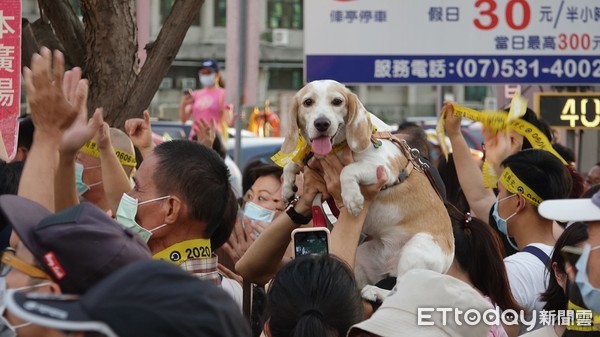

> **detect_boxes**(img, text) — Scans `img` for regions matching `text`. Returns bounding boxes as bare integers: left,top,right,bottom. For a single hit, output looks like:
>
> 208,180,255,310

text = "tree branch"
38,0,85,67
109,0,205,129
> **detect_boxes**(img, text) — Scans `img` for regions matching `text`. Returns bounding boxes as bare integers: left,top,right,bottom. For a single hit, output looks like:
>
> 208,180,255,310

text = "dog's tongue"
311,136,332,156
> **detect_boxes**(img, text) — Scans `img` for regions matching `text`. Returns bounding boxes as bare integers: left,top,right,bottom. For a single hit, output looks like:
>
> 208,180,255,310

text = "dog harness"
371,131,444,201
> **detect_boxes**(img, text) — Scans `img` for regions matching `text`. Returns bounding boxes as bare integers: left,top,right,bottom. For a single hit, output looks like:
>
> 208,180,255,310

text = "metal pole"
234,0,247,166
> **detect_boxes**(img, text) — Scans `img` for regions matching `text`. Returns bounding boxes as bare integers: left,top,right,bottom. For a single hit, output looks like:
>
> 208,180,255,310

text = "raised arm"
320,149,387,269
18,48,83,211
443,103,496,218
94,121,132,215
125,110,155,160
55,67,103,211
178,91,193,124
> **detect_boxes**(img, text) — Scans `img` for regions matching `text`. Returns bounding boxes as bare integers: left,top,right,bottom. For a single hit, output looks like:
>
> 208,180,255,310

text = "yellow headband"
499,167,543,207
79,140,137,167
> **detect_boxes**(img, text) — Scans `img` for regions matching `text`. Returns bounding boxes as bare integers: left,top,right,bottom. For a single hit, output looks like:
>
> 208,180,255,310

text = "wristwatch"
286,196,312,225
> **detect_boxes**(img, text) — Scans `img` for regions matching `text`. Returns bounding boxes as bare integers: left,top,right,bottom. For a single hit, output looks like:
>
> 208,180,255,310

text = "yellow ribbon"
79,140,137,167
566,301,600,332
271,113,378,168
152,238,212,266
482,160,498,189
436,94,566,166
499,167,543,207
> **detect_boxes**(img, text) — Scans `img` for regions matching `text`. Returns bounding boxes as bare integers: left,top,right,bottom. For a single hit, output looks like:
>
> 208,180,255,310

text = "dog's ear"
346,92,372,153
281,94,300,153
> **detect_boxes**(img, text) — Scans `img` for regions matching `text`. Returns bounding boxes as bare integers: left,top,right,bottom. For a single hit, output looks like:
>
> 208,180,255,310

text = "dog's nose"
314,118,331,132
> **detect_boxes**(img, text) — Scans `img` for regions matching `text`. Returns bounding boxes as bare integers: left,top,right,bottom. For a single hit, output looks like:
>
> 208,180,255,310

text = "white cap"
538,190,600,222
347,269,491,337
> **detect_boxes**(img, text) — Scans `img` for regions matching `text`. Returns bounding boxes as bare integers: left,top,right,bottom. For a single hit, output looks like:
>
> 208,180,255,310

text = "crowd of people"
0,48,598,337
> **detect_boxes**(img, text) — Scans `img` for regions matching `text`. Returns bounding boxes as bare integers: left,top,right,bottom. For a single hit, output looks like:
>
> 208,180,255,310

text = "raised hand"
23,48,86,135
193,118,217,148
442,102,463,138
125,110,154,157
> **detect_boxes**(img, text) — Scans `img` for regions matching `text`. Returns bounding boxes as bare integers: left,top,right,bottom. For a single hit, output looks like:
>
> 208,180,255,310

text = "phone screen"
294,230,329,257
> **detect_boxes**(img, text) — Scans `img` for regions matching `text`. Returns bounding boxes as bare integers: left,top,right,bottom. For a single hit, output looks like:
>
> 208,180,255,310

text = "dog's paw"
343,192,364,216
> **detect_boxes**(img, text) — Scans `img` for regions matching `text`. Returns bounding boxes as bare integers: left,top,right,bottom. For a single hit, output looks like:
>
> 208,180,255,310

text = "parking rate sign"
0,0,20,160
305,0,600,84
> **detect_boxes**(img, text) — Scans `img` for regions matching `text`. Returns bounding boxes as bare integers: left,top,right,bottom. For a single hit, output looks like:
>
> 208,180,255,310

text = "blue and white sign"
304,0,600,84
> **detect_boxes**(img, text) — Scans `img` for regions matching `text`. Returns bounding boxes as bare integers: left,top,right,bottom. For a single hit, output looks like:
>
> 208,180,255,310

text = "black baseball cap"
199,59,219,72
0,195,152,294
6,259,251,337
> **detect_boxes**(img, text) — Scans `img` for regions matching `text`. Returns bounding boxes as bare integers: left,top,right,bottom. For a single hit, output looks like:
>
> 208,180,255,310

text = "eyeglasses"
0,248,50,279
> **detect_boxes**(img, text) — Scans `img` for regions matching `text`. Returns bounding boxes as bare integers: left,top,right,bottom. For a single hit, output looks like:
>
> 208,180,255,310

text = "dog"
279,80,453,287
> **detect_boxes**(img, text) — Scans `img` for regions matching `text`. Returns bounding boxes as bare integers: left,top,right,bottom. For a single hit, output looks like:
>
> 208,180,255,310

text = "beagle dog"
280,80,453,287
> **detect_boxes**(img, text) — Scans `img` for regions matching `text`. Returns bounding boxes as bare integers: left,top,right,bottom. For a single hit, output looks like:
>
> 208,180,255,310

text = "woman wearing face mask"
178,59,232,141
521,222,593,337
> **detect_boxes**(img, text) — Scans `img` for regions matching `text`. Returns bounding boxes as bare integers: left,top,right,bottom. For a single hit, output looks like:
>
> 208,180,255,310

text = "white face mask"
243,202,276,223
0,281,53,337
199,74,216,87
115,193,169,243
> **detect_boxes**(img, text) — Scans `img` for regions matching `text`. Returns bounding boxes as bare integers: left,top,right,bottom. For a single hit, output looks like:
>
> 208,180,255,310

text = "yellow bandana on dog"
271,113,378,167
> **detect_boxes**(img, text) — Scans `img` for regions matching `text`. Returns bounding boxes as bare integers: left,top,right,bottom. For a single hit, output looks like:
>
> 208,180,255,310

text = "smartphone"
292,227,330,258
183,89,193,96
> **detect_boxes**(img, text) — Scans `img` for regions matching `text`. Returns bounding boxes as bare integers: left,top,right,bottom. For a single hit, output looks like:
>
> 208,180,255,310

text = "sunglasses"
0,248,50,279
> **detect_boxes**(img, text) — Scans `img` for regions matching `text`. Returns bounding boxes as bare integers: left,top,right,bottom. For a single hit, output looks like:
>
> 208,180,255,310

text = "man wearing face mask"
115,113,242,307
74,128,137,210
492,149,572,333
539,189,600,326
178,59,232,141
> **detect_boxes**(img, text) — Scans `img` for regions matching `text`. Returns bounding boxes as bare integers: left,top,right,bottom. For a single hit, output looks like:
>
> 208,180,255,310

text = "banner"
0,0,21,160
305,0,600,84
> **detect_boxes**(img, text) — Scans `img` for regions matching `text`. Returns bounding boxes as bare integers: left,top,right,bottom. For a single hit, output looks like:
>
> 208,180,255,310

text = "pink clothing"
484,296,510,337
189,87,225,138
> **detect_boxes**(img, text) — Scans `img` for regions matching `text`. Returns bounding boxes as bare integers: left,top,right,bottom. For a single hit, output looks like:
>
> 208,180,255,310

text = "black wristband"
286,205,312,225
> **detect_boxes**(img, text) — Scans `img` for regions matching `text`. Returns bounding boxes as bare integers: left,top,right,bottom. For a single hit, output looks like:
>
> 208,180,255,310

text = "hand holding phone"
292,227,330,258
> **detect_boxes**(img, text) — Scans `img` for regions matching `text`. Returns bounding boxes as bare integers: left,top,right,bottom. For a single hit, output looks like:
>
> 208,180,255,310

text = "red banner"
0,1,21,161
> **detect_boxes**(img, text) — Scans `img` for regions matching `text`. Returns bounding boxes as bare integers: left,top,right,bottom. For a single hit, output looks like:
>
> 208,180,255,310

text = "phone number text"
305,55,600,84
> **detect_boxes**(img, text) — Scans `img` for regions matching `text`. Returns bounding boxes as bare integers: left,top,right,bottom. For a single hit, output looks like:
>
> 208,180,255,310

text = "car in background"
150,119,284,172
227,136,284,172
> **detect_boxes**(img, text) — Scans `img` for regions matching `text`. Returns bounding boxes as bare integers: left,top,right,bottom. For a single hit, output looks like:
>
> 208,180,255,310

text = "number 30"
474,0,530,30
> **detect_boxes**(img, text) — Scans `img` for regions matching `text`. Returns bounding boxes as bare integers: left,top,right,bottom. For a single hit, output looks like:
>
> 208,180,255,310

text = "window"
464,86,488,102
214,0,227,27
160,0,201,26
267,0,303,29
268,68,303,91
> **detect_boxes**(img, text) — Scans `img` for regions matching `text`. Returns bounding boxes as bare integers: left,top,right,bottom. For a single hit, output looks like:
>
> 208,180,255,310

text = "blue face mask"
491,194,519,251
574,244,600,314
243,202,276,223
75,163,102,197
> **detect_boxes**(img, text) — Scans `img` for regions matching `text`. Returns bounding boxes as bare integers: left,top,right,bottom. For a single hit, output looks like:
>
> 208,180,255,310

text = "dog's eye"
303,98,313,107
332,98,343,106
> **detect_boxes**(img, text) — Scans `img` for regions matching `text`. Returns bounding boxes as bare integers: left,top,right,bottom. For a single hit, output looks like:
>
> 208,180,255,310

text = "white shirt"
504,243,553,334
